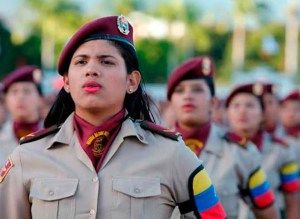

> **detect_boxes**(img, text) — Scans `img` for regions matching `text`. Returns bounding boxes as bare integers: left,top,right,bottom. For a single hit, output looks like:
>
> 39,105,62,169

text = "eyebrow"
72,54,117,60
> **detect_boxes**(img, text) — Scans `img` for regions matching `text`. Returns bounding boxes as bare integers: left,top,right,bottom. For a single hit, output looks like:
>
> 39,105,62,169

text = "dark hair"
204,77,215,97
257,95,265,111
44,40,156,128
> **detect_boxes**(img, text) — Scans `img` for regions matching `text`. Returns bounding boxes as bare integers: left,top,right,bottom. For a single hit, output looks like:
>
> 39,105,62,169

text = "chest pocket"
112,177,161,219
29,178,78,219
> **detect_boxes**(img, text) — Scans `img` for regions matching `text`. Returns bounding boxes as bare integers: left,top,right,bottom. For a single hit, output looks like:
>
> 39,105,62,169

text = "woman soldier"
259,83,281,136
225,83,300,219
167,57,279,219
0,16,226,219
279,89,300,165
0,65,43,166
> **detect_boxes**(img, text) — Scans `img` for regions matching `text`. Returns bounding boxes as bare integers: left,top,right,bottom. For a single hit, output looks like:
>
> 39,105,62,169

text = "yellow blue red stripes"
189,165,226,219
280,162,300,192
248,168,275,208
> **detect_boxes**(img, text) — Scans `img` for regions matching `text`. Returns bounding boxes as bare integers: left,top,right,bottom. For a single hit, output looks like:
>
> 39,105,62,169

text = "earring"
128,88,132,94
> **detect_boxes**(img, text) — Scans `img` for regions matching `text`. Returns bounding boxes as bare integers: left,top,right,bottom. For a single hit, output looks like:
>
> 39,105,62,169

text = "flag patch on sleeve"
280,161,300,193
188,165,226,219
248,168,275,208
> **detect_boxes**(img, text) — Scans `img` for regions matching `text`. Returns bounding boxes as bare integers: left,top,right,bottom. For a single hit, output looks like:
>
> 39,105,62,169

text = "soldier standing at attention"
168,57,279,219
0,65,43,166
259,83,281,136
279,89,300,165
225,83,300,219
0,16,226,219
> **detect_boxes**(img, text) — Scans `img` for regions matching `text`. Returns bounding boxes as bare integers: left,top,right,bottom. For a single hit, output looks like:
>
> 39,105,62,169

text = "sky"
0,0,299,36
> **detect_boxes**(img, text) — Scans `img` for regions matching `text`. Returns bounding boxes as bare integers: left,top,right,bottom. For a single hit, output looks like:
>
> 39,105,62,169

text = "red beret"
167,56,215,100
58,15,134,75
1,65,42,93
225,83,264,107
281,89,300,104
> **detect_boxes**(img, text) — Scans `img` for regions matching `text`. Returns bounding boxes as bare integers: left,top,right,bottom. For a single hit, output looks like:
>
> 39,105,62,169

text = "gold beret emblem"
33,69,42,83
253,83,263,96
202,57,211,76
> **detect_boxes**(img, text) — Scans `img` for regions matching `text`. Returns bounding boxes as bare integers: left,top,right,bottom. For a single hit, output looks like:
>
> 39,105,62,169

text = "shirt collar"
46,113,148,149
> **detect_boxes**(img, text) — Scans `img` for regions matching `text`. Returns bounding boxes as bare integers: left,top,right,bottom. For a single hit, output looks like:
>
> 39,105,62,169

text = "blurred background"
0,0,299,100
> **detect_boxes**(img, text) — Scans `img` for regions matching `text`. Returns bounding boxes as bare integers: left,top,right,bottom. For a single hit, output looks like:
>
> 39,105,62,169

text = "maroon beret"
225,83,264,107
281,89,300,104
58,15,134,75
1,65,42,93
167,56,215,100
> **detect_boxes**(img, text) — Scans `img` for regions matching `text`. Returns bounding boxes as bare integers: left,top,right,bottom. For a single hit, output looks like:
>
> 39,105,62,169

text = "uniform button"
92,177,98,182
89,209,95,215
48,190,54,196
134,187,141,194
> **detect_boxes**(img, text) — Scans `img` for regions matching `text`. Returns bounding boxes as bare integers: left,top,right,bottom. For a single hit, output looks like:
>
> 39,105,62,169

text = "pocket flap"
30,178,78,201
113,177,161,198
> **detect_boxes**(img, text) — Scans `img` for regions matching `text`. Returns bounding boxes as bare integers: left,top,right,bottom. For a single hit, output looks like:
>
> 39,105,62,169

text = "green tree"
0,21,16,76
26,0,86,70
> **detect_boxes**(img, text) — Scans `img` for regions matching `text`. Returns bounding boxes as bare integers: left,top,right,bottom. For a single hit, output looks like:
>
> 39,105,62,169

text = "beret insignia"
253,83,263,96
117,15,130,35
202,57,211,76
33,69,42,83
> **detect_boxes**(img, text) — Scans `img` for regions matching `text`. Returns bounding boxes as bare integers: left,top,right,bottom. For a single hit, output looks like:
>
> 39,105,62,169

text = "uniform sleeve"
246,167,275,209
172,139,226,219
274,138,300,193
0,147,31,219
236,144,275,209
279,161,300,193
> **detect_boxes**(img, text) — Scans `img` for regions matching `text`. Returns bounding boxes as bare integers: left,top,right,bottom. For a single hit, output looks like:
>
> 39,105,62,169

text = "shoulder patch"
280,161,300,193
19,125,61,145
140,121,180,141
271,135,288,147
188,165,226,218
0,158,14,183
223,132,247,148
247,167,275,209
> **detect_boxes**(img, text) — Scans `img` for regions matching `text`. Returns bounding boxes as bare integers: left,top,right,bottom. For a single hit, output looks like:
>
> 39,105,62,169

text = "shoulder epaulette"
140,121,180,141
271,135,289,147
19,125,61,145
223,132,248,148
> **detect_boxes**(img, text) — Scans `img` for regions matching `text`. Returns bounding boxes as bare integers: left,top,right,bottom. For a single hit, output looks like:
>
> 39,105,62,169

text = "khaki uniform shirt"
173,124,263,219
239,132,297,219
201,125,263,218
0,121,18,167
0,113,204,219
259,133,296,208
276,125,300,166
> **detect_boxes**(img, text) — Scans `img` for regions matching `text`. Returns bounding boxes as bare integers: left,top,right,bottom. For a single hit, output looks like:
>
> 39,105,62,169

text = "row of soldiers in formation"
0,15,299,219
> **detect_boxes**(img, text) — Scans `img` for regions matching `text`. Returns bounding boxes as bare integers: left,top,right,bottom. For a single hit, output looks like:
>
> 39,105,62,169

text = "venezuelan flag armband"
280,161,300,193
247,168,275,209
178,165,226,218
